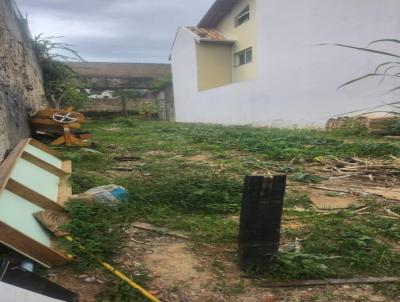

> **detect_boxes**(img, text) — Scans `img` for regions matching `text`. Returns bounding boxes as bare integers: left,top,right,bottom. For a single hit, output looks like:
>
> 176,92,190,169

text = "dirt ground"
47,222,398,302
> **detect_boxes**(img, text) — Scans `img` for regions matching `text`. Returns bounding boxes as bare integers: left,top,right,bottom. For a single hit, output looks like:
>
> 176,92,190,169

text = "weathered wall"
0,0,44,161
156,85,175,121
80,97,156,116
66,62,171,90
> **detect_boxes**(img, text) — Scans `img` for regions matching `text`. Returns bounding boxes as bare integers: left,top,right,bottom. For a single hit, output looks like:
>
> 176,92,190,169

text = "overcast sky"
15,0,214,63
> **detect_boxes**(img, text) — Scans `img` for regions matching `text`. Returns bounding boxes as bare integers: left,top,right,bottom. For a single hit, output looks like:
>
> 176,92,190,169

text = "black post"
238,175,286,270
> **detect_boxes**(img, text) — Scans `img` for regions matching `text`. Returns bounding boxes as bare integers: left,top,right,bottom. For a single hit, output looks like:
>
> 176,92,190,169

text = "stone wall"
0,0,44,161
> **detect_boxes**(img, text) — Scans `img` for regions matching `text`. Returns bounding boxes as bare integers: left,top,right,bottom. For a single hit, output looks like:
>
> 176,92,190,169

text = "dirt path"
126,225,395,302
46,222,397,302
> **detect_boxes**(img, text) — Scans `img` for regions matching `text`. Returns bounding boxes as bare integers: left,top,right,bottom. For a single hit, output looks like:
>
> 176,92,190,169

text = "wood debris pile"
318,156,400,185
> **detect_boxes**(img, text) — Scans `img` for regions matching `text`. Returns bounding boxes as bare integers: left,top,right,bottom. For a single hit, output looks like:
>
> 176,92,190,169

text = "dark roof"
66,62,171,79
186,27,235,43
198,0,240,28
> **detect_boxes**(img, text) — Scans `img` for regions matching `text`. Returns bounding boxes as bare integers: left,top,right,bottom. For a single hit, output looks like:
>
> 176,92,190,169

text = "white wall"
0,282,65,302
172,0,400,127
171,27,199,122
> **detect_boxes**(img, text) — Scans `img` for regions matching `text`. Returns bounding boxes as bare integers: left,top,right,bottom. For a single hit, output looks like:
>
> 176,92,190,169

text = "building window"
235,48,252,66
235,5,250,27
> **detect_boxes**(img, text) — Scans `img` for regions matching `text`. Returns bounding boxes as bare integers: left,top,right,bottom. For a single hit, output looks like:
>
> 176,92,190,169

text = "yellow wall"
196,43,233,91
216,0,257,83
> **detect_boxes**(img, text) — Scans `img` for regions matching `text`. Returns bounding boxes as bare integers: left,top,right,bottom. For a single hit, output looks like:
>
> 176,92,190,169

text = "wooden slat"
0,139,30,193
0,221,70,267
21,152,68,177
6,179,65,212
28,139,65,159
259,277,400,288
61,160,72,174
57,176,72,206
31,118,82,129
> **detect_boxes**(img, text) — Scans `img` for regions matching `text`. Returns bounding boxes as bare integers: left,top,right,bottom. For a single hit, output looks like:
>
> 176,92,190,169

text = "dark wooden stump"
238,175,286,270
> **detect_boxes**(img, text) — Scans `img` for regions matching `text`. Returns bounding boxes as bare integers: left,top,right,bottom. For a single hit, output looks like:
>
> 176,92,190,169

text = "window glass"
235,48,252,66
235,5,250,27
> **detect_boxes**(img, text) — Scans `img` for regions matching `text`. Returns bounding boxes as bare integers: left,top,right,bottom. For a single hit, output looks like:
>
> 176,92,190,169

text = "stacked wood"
318,156,400,185
326,116,398,133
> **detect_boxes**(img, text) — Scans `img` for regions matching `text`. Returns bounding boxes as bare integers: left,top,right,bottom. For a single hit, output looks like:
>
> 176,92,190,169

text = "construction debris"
114,156,142,162
317,157,400,185
310,192,365,210
33,211,71,238
326,115,398,134
260,277,400,288
131,222,190,240
70,184,127,205
311,185,400,201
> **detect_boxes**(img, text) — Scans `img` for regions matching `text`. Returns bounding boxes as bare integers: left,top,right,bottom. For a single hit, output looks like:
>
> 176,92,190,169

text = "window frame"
234,5,250,27
234,47,253,67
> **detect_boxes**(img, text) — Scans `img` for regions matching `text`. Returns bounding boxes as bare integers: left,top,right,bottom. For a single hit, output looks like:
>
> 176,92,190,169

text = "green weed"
62,117,400,287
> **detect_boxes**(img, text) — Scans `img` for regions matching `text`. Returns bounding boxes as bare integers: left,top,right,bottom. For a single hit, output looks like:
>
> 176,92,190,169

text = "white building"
171,0,400,127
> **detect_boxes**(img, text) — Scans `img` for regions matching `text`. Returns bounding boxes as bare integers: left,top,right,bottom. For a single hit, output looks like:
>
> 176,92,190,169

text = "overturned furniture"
0,138,72,267
31,108,92,147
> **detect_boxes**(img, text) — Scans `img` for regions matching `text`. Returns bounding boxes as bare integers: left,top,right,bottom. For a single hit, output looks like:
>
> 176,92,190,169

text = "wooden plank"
57,176,72,206
30,118,82,129
238,175,286,269
259,277,400,288
0,221,70,267
64,126,73,146
28,139,65,159
0,139,30,193
61,160,72,174
21,152,67,177
6,179,65,212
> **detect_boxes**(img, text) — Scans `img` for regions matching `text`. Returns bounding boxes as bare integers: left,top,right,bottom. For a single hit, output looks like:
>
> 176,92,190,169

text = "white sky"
16,0,215,63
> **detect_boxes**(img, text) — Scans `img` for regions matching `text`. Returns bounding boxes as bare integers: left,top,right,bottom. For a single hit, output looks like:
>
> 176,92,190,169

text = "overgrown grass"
271,213,400,280
59,117,400,297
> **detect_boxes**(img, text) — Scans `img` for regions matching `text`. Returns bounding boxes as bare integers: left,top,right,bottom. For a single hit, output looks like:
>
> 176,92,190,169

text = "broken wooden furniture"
0,138,72,267
31,108,91,147
238,175,286,269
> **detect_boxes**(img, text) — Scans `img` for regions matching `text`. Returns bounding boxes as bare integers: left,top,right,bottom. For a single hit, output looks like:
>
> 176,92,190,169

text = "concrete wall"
67,62,172,90
172,0,400,127
80,97,156,115
196,43,232,91
216,0,257,82
0,0,44,160
171,27,199,122
156,85,175,121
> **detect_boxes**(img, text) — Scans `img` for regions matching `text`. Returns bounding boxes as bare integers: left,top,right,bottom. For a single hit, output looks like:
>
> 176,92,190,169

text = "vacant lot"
50,118,400,302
